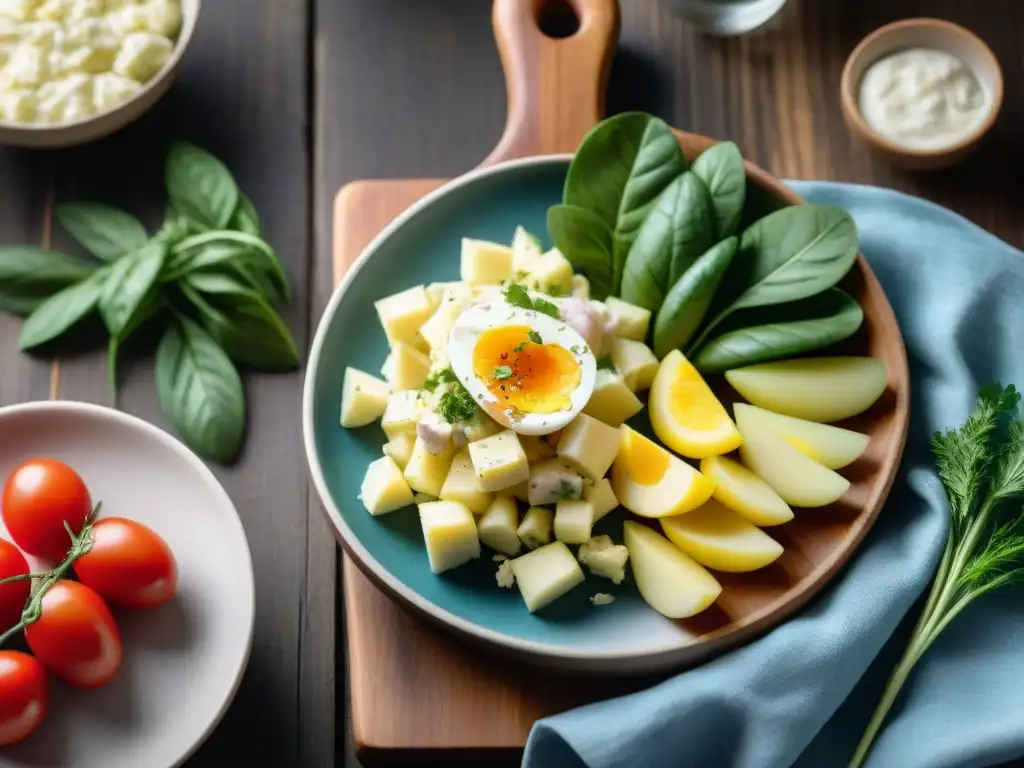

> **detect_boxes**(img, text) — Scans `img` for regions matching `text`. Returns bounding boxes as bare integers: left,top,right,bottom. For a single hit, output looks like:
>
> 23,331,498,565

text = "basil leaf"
154,206,199,246
546,204,613,300
180,272,299,370
55,202,148,262
693,288,864,373
690,204,859,351
691,141,746,239
99,240,167,337
563,112,686,293
19,269,107,351
155,315,245,463
165,141,239,231
229,194,261,236
620,171,715,312
653,237,738,358
0,246,95,316
166,231,289,301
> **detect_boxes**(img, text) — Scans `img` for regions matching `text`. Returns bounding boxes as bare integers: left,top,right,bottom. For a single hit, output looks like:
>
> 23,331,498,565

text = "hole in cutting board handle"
537,0,581,38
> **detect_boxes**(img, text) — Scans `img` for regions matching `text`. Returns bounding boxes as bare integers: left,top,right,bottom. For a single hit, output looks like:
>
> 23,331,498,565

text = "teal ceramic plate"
304,156,740,674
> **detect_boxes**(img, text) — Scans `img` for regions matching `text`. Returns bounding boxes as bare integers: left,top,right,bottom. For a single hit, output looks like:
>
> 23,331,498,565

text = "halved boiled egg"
447,301,596,436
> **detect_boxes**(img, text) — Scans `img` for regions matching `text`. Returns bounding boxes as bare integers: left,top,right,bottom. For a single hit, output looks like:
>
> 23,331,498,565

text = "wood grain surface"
315,1,1024,767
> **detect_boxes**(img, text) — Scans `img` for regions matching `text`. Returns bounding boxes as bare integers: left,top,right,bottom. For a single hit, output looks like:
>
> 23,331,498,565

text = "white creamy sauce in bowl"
857,47,991,150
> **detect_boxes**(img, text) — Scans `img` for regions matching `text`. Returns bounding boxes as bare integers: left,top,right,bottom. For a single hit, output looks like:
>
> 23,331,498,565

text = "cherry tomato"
2,458,92,563
0,651,48,747
24,581,121,689
0,539,30,633
74,518,178,610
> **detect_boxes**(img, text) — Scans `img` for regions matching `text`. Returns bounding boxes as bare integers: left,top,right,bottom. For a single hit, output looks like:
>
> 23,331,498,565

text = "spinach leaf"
155,315,245,463
19,268,108,351
98,240,167,337
691,141,746,239
166,231,290,301
688,204,859,351
154,206,198,246
165,141,239,231
0,246,95,316
180,272,299,370
563,112,686,293
547,204,613,300
229,193,261,236
620,171,715,312
653,236,737,358
55,202,148,262
692,288,863,373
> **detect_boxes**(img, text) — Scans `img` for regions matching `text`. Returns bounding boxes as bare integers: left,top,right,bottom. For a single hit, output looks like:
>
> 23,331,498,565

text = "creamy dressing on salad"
858,47,990,150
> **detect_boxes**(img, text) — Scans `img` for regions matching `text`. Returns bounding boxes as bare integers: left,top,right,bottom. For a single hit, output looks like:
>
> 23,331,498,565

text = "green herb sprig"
503,283,560,319
0,141,298,464
851,383,1024,767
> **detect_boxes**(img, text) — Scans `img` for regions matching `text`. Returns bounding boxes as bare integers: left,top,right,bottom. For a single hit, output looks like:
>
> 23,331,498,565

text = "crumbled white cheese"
492,554,508,562
578,535,629,585
590,593,615,606
495,559,515,588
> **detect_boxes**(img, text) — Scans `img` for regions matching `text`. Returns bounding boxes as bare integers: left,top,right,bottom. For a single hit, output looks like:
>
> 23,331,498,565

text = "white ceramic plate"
0,401,254,768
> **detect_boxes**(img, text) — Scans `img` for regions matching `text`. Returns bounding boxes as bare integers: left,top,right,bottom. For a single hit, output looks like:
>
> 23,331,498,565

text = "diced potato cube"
507,479,530,503
571,274,590,299
388,341,431,392
413,492,436,504
583,478,619,522
528,459,584,506
404,437,455,497
554,499,594,545
439,448,493,514
461,238,513,285
416,411,453,454
468,429,530,492
461,412,505,443
375,285,433,350
578,535,629,584
556,413,621,482
383,432,416,469
604,297,651,342
520,434,556,463
517,506,554,550
381,390,424,439
418,299,465,351
527,248,573,295
582,370,644,427
340,367,391,428
511,225,543,274
510,541,584,612
424,281,463,309
609,338,659,392
477,495,521,557
360,456,414,516
380,352,395,382
419,500,481,573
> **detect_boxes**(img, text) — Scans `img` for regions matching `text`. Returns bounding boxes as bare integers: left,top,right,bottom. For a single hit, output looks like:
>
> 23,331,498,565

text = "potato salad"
0,0,181,125
339,225,886,619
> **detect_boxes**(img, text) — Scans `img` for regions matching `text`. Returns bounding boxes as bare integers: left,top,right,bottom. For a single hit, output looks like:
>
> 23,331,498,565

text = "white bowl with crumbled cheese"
0,0,199,147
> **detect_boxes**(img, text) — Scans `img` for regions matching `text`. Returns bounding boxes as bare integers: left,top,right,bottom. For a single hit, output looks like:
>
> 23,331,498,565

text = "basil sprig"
0,141,298,464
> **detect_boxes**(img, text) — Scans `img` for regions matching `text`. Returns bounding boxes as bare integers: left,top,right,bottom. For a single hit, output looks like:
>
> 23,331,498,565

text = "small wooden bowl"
840,18,1003,170
0,0,201,149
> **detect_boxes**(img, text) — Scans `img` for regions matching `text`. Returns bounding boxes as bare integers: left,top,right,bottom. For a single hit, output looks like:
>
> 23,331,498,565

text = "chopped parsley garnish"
503,283,561,319
438,383,477,424
527,330,542,344
513,342,527,353
493,365,513,380
555,480,580,500
569,345,581,355
514,269,531,281
424,367,459,392
597,357,616,371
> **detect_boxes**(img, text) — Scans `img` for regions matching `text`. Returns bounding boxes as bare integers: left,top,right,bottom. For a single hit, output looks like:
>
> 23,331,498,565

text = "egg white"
447,300,596,436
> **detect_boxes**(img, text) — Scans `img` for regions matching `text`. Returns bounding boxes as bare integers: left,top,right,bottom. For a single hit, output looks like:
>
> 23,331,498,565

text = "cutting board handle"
480,0,620,167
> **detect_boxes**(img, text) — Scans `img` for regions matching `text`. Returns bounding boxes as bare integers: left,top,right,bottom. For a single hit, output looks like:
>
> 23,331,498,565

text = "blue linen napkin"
523,182,1024,768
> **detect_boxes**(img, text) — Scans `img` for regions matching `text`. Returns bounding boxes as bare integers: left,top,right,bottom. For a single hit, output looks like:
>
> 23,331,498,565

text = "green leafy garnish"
852,383,1024,767
596,357,616,371
493,365,513,380
528,330,543,344
502,283,561,319
438,383,478,424
513,342,527,353
424,367,458,392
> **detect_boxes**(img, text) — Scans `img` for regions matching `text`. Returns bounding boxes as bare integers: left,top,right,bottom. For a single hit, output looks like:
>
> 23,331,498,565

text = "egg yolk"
472,325,581,416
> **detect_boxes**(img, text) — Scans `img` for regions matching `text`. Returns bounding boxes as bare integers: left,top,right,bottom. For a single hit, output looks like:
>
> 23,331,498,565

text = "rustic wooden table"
1,1,1021,767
